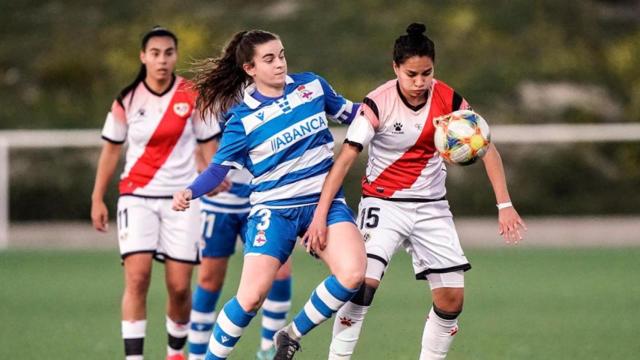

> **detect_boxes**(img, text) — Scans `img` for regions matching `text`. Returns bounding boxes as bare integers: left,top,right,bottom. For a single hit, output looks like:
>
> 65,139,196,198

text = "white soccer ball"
433,109,491,166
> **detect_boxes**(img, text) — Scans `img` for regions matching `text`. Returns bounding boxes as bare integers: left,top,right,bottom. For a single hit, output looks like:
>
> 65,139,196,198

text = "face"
393,55,434,101
243,39,287,91
140,36,177,83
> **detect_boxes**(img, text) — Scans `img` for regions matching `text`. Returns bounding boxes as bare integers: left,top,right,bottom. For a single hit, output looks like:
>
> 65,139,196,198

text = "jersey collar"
243,75,294,109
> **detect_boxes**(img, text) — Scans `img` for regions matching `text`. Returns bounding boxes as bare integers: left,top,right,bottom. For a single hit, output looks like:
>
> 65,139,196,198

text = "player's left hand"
498,207,527,244
301,214,328,254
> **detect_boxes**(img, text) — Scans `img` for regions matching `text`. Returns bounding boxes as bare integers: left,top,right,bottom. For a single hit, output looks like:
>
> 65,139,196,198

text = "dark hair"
393,23,435,65
192,30,279,120
116,26,178,107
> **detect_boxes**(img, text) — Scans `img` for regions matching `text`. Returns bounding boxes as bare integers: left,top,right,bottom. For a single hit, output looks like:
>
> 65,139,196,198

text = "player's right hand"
91,200,109,232
172,189,192,211
301,213,328,254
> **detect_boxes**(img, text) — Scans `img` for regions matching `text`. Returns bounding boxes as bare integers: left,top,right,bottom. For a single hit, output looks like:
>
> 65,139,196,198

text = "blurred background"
1,1,639,359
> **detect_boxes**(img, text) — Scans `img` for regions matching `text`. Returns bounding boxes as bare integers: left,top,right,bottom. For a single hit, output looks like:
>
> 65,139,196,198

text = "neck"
255,82,285,98
145,75,173,94
399,86,427,107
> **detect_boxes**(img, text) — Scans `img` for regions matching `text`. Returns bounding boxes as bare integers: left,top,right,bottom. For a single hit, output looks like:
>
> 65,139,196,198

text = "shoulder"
432,78,456,96
365,79,397,102
175,76,198,100
289,71,320,83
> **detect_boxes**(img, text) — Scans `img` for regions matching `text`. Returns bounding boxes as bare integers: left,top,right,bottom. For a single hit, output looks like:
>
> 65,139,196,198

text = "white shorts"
116,196,201,264
357,196,470,282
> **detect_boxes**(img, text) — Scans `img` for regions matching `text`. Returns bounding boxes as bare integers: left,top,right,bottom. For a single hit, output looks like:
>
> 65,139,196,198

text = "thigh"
244,208,298,264
158,198,201,264
236,254,282,311
201,210,247,258
317,220,366,278
117,196,159,259
356,197,412,281
407,201,471,280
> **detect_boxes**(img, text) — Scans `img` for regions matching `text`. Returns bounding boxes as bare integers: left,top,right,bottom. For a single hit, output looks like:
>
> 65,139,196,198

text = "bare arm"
91,142,122,232
303,143,361,251
196,139,218,172
482,143,526,243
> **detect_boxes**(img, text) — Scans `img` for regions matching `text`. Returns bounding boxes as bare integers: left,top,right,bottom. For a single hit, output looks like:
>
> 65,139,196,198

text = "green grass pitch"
1,247,639,359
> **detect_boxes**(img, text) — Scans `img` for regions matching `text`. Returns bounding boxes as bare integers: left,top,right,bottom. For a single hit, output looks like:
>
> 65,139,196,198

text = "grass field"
1,247,639,359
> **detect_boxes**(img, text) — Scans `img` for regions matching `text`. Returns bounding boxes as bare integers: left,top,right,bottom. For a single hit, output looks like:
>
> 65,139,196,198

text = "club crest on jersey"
253,230,267,247
296,85,313,100
173,102,190,117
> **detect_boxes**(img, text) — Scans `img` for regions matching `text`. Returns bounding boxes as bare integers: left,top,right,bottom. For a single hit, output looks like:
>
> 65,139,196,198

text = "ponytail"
192,29,279,120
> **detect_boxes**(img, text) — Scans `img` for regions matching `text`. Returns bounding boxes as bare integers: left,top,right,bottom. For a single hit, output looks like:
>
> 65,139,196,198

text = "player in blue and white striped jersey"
173,30,366,360
190,156,294,360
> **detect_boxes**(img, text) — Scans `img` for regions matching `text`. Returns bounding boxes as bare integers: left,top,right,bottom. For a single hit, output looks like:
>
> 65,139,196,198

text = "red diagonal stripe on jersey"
362,82,454,197
119,80,194,194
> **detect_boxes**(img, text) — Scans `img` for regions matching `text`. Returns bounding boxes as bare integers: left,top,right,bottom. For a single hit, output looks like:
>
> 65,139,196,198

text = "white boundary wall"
1,123,640,249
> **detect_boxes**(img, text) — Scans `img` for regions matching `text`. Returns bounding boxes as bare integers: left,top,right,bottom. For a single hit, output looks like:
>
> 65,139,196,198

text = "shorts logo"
173,102,190,117
253,230,267,247
363,232,371,242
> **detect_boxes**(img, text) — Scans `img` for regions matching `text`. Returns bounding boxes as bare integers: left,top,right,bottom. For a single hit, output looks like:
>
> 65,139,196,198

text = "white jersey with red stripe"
345,78,471,200
101,75,219,197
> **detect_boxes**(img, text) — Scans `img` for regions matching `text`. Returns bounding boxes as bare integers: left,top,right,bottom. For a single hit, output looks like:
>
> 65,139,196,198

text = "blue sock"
205,297,256,359
260,277,292,350
292,275,358,337
189,286,221,357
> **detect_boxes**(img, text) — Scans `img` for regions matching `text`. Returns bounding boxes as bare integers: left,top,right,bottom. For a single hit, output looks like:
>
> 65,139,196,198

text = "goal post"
1,123,640,249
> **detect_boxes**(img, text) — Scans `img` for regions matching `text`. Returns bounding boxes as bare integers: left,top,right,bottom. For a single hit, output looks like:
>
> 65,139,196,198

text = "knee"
167,282,191,304
433,293,464,315
125,272,151,296
237,292,266,313
198,270,226,292
335,265,365,290
350,282,378,306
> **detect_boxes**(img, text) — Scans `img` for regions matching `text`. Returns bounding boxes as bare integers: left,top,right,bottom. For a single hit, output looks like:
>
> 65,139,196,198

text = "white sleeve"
101,103,127,144
345,113,375,151
192,110,222,142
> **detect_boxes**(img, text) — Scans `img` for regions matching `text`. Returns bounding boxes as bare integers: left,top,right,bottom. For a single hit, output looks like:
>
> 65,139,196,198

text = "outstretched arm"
172,163,230,211
482,143,527,243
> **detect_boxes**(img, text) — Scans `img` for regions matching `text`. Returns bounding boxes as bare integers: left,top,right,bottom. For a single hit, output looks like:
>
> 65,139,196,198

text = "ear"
392,61,400,77
243,62,256,77
139,50,146,64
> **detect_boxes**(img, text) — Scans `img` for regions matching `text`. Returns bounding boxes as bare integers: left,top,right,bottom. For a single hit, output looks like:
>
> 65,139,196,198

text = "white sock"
328,302,369,359
166,316,189,356
122,319,146,360
419,307,459,360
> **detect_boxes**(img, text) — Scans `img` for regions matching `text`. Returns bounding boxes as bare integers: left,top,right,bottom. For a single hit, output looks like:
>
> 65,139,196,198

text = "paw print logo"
340,316,354,327
394,122,403,132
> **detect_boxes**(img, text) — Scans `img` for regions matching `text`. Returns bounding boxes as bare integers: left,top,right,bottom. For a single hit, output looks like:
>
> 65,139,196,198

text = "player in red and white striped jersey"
303,23,526,359
91,27,218,360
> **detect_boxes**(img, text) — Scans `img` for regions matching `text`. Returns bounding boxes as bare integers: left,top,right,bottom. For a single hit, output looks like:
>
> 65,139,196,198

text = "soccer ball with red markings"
433,110,491,166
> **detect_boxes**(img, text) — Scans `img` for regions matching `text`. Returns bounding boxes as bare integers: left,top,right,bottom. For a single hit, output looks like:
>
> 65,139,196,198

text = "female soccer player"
172,29,366,360
188,156,293,360
303,23,527,359
91,26,218,360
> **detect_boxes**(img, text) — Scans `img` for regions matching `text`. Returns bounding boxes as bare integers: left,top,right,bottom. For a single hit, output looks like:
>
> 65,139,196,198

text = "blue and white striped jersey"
212,72,358,211
201,168,252,214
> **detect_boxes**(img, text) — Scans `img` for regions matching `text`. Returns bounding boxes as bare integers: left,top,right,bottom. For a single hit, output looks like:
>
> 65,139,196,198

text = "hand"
498,206,527,244
172,189,193,211
206,178,232,197
301,213,328,254
91,199,109,232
